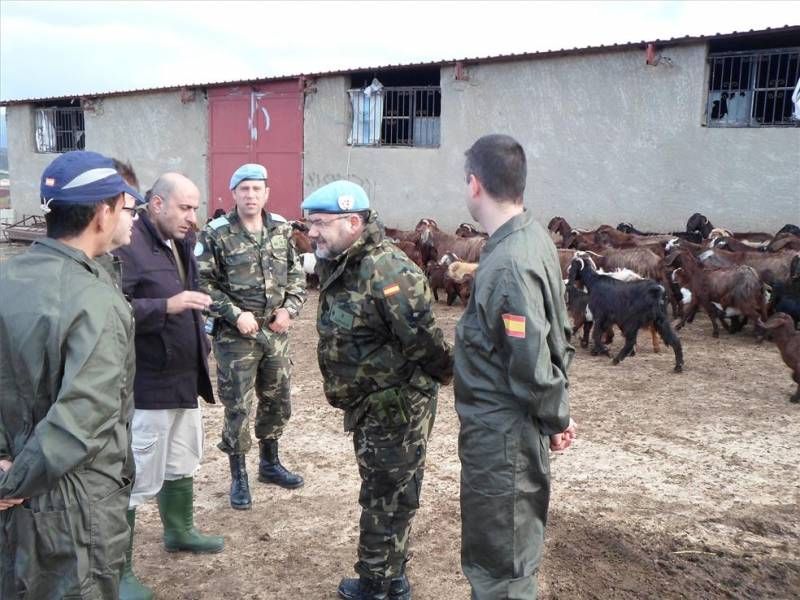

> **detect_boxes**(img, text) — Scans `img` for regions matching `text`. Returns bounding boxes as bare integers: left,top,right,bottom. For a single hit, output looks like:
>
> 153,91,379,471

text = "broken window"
34,100,85,152
348,67,441,147
706,47,799,127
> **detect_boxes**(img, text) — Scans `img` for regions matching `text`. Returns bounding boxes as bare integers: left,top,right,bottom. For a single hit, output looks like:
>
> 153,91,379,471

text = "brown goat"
455,223,488,238
762,312,800,402
395,240,425,269
443,261,478,306
669,250,767,339
417,227,485,264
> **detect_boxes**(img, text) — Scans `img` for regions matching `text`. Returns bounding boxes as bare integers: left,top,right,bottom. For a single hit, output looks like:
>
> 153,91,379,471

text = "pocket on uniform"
90,481,131,578
13,499,87,595
459,415,520,578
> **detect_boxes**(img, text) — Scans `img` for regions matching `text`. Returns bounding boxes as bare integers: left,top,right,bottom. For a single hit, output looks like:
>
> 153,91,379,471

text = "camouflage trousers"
352,389,437,580
213,326,292,455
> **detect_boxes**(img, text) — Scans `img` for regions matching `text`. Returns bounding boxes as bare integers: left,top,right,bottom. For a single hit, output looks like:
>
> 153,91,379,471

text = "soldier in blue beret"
197,162,307,511
303,180,453,600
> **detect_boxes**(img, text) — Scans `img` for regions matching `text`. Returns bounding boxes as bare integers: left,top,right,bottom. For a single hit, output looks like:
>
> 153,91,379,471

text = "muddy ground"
131,290,799,599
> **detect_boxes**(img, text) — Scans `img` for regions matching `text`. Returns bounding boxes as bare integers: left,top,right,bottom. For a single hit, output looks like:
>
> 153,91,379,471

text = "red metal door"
208,81,303,220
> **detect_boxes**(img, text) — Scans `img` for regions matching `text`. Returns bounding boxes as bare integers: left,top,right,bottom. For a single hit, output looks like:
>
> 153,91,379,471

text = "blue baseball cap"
301,180,370,214
40,151,144,208
230,163,268,190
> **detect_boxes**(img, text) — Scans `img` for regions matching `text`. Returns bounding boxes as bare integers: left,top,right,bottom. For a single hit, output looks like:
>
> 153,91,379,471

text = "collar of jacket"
482,209,534,255
137,208,194,254
227,208,278,234
318,210,383,290
33,237,101,276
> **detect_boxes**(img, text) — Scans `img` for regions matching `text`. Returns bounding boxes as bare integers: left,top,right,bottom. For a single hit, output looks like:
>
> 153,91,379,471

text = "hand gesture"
166,291,212,315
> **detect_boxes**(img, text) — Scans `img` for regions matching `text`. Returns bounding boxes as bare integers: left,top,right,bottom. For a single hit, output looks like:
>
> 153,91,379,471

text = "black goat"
568,257,684,372
768,256,800,327
616,222,704,245
685,212,714,239
777,224,800,237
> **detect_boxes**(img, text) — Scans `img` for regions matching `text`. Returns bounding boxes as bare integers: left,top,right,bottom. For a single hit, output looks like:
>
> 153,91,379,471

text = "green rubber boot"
119,509,154,600
157,477,224,554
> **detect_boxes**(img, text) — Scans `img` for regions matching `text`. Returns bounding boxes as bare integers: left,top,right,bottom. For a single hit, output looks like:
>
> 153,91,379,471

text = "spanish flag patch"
502,313,526,338
383,282,401,297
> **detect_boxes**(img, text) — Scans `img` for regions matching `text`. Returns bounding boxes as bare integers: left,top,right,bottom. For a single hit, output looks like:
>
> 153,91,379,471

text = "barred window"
34,103,85,153
706,48,800,127
348,68,441,147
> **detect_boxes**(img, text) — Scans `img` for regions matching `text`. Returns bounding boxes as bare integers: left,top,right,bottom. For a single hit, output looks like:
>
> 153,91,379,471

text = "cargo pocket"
458,414,521,578
89,481,131,579
13,499,87,597
131,434,161,500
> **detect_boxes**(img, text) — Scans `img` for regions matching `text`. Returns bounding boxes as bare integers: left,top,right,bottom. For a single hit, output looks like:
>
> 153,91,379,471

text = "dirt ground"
130,290,799,600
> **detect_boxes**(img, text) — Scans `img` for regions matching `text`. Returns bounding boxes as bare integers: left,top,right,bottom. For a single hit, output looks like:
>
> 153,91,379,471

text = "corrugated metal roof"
2,24,797,105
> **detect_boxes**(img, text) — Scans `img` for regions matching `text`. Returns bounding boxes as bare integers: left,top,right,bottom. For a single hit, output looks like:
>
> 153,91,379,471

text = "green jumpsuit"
454,211,574,599
0,238,136,599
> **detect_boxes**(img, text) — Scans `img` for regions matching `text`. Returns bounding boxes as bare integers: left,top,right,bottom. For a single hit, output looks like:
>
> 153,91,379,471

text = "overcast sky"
1,1,799,101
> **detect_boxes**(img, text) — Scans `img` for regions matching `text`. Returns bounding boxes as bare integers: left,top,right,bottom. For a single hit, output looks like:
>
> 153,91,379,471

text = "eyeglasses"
307,215,352,229
121,205,139,220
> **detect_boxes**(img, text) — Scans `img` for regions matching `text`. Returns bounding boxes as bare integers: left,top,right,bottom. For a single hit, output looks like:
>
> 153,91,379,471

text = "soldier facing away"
302,180,453,600
196,163,307,510
0,151,141,599
455,134,577,599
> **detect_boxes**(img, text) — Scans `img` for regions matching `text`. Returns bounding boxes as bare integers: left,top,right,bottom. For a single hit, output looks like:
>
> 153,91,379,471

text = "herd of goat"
289,213,800,403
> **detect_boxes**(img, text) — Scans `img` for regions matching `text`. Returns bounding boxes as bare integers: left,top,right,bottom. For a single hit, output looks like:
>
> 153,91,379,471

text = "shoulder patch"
270,212,287,223
383,282,401,297
502,313,526,338
209,216,229,230
194,241,204,256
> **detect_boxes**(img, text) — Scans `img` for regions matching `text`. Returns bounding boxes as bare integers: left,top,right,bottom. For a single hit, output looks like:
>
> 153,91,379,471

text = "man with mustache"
197,164,307,510
113,173,223,599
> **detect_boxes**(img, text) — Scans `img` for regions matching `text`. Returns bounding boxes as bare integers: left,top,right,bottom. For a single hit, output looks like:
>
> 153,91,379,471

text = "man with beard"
303,180,452,600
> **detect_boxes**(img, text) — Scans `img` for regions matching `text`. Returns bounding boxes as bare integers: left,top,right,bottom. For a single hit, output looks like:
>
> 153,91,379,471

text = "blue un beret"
301,180,370,214
230,163,268,190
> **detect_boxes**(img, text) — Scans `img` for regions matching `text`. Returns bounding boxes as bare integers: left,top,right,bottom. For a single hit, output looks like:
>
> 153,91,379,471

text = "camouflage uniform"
315,211,453,580
196,210,306,455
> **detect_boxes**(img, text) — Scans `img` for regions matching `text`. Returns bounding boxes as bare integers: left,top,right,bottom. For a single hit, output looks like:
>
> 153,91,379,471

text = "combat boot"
338,572,410,600
119,509,154,600
158,477,224,553
337,575,392,600
228,454,252,510
258,439,304,489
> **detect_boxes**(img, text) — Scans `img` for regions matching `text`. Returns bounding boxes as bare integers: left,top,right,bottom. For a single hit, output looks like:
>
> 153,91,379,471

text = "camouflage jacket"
316,211,453,421
196,209,306,327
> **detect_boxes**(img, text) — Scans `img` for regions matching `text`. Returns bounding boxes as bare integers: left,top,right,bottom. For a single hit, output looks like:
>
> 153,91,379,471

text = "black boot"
228,454,252,510
337,576,392,600
258,439,304,489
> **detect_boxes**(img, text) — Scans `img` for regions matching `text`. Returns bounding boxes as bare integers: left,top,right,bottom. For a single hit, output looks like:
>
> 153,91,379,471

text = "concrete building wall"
305,43,799,233
7,90,210,220
6,105,54,218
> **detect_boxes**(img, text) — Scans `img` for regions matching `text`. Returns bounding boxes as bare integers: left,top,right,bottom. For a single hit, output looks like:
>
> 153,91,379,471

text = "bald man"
113,173,223,600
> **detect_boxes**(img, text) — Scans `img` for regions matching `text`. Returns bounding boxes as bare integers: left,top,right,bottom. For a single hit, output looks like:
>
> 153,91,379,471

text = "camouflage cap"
301,180,369,214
